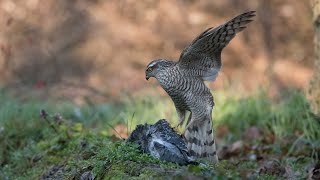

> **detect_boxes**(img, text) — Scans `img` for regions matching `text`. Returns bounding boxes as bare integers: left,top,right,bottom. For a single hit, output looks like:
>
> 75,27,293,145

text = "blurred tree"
258,0,275,85
309,0,320,115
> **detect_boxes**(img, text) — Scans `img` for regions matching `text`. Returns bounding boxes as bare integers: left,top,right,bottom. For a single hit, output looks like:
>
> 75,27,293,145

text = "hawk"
145,11,255,163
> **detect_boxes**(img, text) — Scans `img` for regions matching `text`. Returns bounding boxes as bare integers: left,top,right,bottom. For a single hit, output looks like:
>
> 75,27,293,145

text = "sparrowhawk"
145,11,255,163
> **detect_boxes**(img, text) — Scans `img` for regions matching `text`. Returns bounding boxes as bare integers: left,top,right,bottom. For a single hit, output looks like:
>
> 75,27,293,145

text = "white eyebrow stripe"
149,62,157,67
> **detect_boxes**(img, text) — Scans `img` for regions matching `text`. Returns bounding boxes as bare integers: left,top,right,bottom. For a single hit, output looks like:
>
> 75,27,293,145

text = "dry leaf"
243,126,260,141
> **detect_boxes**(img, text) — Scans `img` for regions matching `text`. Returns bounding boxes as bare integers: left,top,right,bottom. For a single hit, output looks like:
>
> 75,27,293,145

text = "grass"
0,88,319,179
215,89,320,140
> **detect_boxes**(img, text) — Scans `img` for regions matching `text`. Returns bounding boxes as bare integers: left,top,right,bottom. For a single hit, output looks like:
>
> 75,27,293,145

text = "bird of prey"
145,11,255,163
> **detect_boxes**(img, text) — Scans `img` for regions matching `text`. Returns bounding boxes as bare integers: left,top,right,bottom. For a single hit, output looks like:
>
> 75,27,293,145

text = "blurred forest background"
0,0,313,103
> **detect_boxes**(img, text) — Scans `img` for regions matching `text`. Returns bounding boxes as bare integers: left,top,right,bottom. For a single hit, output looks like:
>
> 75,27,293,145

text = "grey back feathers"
145,11,255,163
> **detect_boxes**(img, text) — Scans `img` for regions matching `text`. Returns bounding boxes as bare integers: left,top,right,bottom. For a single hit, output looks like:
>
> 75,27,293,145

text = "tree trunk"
309,0,320,115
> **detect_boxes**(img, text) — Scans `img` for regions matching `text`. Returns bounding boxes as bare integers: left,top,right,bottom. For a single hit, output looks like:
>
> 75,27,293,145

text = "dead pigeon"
127,119,196,165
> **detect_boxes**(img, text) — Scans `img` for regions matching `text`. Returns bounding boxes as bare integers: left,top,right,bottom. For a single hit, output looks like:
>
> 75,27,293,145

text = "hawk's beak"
146,76,150,80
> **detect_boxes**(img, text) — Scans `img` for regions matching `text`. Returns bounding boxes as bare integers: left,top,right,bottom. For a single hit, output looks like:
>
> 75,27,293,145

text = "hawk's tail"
184,118,218,163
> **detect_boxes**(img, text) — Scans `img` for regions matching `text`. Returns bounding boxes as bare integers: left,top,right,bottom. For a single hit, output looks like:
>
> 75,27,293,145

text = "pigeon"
127,119,196,165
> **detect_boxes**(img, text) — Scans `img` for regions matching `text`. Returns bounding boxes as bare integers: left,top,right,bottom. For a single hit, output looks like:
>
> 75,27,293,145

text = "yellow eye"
147,67,153,72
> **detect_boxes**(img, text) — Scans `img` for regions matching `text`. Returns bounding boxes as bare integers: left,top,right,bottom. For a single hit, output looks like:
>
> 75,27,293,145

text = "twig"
40,109,59,134
106,123,123,139
105,114,123,139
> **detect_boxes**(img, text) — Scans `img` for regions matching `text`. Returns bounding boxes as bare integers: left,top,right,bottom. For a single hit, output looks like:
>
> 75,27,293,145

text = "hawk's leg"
180,112,192,130
186,112,192,126
184,116,196,134
184,113,206,134
176,108,186,128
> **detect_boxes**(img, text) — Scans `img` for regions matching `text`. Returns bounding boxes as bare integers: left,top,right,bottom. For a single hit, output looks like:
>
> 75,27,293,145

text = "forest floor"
0,89,320,179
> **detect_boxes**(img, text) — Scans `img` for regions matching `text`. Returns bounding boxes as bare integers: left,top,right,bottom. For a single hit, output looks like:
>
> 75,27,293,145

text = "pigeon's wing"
153,119,187,151
153,140,190,165
177,11,255,81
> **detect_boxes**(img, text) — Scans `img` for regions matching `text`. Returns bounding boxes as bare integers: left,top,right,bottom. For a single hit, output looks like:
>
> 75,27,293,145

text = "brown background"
0,0,313,103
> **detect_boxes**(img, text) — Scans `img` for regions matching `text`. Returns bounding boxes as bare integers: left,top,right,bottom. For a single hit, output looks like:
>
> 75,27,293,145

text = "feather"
177,11,256,82
184,118,218,163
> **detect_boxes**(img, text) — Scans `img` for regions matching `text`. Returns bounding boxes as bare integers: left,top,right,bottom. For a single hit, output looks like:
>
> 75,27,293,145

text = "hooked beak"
146,75,150,80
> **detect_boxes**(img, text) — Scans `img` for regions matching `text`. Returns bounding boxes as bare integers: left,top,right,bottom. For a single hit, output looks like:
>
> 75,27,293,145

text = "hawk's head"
145,59,174,80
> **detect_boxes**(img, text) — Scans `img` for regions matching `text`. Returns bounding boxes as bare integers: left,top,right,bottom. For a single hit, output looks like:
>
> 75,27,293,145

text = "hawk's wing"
177,11,255,81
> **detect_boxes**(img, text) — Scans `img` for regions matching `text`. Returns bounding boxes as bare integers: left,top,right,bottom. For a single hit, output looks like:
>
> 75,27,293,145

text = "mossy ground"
0,89,319,179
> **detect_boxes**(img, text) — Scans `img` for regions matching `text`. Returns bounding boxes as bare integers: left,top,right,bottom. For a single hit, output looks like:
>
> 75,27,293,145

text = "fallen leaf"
284,165,297,180
217,140,243,159
243,126,260,141
112,124,128,139
258,159,285,176
216,124,229,138
262,130,275,144
230,140,243,154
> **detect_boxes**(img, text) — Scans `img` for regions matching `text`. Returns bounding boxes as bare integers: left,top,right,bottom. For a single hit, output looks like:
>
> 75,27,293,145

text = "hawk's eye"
147,67,153,72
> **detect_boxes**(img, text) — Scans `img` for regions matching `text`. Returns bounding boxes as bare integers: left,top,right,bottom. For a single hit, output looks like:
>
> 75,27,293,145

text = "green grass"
214,89,320,140
0,88,319,179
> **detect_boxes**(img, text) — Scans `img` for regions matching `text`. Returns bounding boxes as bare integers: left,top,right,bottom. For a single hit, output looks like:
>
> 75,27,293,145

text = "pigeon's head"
126,124,152,152
145,59,174,80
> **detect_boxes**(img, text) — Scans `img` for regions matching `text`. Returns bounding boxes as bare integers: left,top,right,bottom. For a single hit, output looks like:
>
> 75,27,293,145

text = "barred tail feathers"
184,119,218,163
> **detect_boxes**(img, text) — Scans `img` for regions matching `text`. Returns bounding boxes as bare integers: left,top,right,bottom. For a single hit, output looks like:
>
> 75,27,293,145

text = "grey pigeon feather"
127,119,196,165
